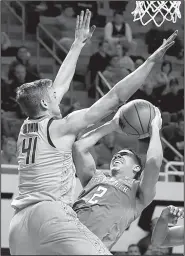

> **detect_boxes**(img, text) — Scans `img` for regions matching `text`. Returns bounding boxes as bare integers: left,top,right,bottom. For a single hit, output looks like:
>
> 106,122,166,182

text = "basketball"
118,99,156,139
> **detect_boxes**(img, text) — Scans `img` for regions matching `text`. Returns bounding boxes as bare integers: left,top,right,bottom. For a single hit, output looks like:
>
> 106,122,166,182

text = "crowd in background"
1,2,184,254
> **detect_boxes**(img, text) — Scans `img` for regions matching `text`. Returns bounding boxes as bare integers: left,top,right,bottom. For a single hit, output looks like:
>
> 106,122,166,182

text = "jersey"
73,171,143,250
12,116,76,210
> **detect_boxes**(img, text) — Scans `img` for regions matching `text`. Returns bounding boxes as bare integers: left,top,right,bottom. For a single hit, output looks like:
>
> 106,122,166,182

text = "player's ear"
133,165,141,173
40,99,48,110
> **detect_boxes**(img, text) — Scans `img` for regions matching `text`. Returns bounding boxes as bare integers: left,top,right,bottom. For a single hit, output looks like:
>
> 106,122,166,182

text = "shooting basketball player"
152,206,184,247
9,7,177,254
72,106,163,250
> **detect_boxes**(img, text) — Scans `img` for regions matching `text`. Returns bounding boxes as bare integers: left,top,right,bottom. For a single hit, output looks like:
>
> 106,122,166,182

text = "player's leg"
36,201,111,255
9,206,37,255
10,201,111,255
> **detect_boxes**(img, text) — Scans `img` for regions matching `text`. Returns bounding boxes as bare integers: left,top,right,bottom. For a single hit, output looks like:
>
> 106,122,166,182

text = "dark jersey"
73,171,143,250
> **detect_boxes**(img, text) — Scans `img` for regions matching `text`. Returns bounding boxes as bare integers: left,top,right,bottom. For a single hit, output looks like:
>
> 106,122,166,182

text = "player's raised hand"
151,107,162,130
75,9,96,45
148,30,178,63
161,206,184,225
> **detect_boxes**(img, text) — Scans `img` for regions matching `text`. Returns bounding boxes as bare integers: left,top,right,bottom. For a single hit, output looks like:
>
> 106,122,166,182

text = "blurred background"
1,1,184,255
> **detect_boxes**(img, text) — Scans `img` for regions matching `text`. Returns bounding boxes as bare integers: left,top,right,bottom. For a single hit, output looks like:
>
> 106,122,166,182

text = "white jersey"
12,116,76,210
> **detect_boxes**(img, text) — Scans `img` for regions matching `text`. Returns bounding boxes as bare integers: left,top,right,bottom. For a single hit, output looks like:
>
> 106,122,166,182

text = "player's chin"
110,162,122,171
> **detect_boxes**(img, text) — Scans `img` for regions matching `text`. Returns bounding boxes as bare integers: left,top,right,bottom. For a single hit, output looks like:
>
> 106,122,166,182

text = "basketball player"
73,106,163,250
9,6,177,254
152,206,184,247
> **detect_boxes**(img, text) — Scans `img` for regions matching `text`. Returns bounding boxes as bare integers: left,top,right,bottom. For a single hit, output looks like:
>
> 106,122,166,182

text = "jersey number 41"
21,137,38,165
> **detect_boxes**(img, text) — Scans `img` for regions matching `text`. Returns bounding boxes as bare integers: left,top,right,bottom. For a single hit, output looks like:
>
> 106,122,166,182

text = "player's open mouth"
113,157,124,165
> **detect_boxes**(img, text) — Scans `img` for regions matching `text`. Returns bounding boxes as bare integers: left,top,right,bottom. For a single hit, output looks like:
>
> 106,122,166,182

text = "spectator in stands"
159,77,183,113
1,110,12,140
127,244,141,255
57,5,78,51
116,44,135,72
57,5,76,31
1,32,18,56
128,83,157,105
134,56,145,69
152,60,173,100
102,55,129,88
85,40,110,100
1,137,18,165
2,63,32,114
8,46,41,81
162,117,184,160
104,10,136,54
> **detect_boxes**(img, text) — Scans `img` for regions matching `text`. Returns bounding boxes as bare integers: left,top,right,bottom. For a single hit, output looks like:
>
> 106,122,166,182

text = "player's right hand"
161,206,184,225
75,9,96,45
151,107,162,130
148,30,178,63
111,108,124,134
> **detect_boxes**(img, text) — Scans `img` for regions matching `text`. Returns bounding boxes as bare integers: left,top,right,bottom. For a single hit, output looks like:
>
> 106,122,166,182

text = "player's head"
110,148,142,180
16,79,61,118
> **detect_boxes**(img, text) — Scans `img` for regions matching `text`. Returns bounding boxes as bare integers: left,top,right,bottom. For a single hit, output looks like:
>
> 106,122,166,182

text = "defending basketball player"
73,106,163,250
152,206,184,247
9,7,177,255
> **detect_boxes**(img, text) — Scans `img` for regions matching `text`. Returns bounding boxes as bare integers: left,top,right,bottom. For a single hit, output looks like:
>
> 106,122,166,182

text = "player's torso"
73,171,142,249
12,116,76,210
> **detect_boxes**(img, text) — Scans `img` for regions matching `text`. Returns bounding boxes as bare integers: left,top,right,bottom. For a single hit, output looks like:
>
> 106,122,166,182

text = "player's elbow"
73,141,86,154
146,156,163,171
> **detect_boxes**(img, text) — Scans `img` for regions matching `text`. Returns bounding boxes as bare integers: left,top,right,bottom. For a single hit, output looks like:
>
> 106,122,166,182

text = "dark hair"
114,10,123,16
16,79,52,117
161,60,172,75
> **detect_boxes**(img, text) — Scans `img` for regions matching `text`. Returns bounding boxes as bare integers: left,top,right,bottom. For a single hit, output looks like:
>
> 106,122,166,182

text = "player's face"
110,150,139,178
47,88,61,117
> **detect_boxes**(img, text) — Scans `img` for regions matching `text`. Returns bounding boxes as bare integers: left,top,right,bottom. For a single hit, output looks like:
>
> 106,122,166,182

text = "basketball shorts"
9,201,111,255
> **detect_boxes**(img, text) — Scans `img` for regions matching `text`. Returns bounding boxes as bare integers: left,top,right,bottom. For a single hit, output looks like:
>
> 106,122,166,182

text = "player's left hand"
161,206,184,225
148,30,178,63
75,9,96,45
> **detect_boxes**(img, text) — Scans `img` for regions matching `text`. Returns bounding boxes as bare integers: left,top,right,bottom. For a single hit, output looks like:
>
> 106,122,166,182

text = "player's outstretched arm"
137,107,163,206
53,9,95,103
152,206,184,247
61,31,177,134
73,118,119,187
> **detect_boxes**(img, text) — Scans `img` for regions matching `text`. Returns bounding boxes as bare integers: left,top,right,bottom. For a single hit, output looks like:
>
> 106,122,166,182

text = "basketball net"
131,1,182,27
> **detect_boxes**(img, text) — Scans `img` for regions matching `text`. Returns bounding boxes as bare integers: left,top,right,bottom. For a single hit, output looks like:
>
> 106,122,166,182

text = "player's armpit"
73,143,96,188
